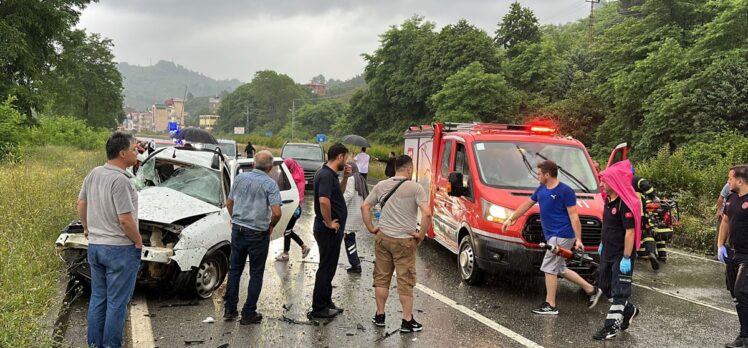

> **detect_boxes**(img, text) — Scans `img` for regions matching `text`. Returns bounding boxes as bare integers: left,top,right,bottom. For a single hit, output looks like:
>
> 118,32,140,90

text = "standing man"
594,160,642,340
375,151,397,178
716,181,732,256
354,147,370,180
503,160,602,315
362,155,432,333
244,141,256,158
78,132,142,348
719,165,748,348
224,150,282,324
308,143,351,319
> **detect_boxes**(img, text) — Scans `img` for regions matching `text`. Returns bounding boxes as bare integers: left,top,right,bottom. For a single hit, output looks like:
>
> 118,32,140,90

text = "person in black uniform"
594,164,641,341
632,174,661,269
719,165,748,348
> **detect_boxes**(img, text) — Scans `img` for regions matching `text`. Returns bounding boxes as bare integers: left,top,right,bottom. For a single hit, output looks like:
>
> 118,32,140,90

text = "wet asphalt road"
63,196,739,347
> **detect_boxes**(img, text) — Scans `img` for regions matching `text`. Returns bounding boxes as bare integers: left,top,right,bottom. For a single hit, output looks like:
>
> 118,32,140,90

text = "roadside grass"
0,146,103,346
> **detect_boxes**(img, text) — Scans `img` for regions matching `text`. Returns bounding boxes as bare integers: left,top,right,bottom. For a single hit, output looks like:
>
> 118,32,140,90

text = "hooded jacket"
600,160,643,249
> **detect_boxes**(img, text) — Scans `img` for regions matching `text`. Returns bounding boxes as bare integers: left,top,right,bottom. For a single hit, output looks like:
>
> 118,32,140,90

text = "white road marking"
415,283,544,348
669,249,722,264
632,282,736,316
129,295,156,348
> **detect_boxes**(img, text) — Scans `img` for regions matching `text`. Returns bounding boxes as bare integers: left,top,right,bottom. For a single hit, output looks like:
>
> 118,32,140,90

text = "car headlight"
482,199,514,224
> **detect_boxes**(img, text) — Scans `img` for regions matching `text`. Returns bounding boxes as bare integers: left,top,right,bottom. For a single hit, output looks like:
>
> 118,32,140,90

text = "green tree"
494,2,541,57
504,39,563,103
216,70,311,134
0,0,94,116
418,20,502,98
43,30,124,128
362,15,437,138
429,62,518,123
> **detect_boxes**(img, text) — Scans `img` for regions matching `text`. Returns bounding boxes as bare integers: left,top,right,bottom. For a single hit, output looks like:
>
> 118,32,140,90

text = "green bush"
635,132,748,253
28,115,109,150
0,97,27,161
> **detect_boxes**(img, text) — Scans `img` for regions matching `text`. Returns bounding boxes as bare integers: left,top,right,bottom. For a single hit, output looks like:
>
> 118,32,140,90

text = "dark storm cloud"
79,0,590,83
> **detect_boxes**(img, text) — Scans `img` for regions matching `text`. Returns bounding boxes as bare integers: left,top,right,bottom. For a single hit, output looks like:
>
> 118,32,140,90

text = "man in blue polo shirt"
504,160,602,315
224,150,282,325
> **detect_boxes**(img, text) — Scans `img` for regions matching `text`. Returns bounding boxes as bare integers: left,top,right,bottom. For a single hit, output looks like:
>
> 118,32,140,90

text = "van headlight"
482,199,514,223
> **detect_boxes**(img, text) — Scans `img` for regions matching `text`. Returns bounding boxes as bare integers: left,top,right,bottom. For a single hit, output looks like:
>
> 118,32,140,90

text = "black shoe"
531,302,558,315
621,305,640,331
329,302,344,314
587,287,603,309
593,325,619,340
223,309,239,321
725,336,745,348
308,308,340,319
239,312,263,325
347,266,362,273
372,313,386,327
649,252,660,270
400,317,423,333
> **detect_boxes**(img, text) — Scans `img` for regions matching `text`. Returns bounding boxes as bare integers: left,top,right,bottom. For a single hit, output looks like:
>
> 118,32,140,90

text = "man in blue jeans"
78,132,142,348
224,150,282,324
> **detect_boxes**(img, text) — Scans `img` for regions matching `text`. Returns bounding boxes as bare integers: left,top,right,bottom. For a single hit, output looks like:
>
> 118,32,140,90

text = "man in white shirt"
354,147,370,180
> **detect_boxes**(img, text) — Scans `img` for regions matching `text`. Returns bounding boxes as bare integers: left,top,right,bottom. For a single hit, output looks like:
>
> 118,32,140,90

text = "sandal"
275,253,289,261
301,245,311,259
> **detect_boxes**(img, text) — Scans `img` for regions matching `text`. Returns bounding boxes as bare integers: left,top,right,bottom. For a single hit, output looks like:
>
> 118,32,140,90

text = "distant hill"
118,61,243,110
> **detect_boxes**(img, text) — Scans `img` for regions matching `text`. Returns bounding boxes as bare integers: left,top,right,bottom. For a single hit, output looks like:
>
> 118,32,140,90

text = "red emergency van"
404,122,605,284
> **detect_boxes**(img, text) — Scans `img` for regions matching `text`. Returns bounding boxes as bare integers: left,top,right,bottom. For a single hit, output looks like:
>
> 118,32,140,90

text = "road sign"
316,133,327,143
234,127,245,135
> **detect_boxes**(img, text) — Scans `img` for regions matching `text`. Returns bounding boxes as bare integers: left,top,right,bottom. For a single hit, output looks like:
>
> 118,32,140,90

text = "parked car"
280,142,325,188
216,139,238,158
55,146,300,298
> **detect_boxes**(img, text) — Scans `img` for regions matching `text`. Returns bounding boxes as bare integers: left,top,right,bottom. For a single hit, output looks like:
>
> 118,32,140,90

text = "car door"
446,142,473,243
606,142,628,169
272,161,300,237
432,139,458,252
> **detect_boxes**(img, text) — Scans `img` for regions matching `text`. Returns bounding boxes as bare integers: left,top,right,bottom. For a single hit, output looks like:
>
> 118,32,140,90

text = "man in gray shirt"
224,150,282,324
362,155,432,333
77,132,142,348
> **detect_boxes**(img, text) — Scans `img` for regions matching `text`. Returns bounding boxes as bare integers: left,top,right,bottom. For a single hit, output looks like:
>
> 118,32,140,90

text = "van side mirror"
448,172,465,197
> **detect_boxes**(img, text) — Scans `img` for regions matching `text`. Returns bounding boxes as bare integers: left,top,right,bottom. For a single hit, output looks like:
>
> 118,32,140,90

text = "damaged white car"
56,146,299,299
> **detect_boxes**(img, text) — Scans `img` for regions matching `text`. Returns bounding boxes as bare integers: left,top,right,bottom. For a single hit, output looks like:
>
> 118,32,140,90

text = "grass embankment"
0,146,103,346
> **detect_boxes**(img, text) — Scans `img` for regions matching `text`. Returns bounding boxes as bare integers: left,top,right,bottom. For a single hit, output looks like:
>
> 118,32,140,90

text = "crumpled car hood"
138,187,221,224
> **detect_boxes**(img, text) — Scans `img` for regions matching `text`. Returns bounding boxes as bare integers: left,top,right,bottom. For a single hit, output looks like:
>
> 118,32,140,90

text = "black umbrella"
178,127,218,144
342,134,370,148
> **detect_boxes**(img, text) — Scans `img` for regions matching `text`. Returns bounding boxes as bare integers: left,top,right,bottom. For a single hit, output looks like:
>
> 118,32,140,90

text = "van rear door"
606,143,628,169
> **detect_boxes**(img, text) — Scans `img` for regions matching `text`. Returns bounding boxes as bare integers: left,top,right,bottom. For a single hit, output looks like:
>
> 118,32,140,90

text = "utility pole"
291,100,296,139
586,0,601,49
245,104,249,134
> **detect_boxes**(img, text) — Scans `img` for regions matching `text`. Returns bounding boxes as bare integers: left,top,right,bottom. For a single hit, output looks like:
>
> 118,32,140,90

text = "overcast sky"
78,0,591,83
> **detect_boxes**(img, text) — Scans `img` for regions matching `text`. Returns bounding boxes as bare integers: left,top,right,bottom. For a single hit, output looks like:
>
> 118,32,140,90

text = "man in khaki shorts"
362,155,432,333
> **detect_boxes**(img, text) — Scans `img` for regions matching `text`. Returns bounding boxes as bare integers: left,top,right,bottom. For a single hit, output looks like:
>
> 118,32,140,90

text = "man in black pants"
594,161,641,341
719,165,748,348
308,143,351,319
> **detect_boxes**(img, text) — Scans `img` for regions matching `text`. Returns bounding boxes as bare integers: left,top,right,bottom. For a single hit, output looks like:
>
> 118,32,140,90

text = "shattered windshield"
132,156,222,206
473,141,599,193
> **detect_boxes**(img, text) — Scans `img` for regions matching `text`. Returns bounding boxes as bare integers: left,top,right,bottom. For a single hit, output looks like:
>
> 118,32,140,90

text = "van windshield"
473,141,599,193
282,145,323,161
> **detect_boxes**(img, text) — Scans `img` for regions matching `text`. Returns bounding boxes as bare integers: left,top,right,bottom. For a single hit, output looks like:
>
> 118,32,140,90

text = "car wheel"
185,250,228,299
458,236,483,285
